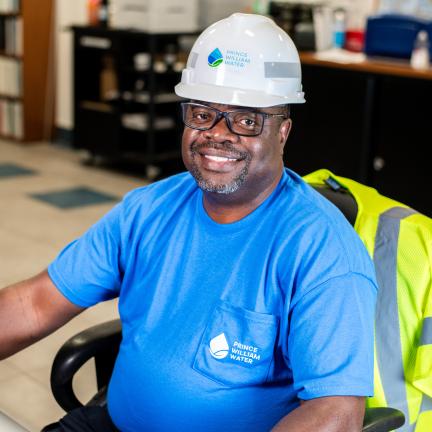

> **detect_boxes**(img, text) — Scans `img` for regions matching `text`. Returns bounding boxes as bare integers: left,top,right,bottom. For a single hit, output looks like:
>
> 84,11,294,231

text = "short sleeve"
288,272,377,400
48,202,123,307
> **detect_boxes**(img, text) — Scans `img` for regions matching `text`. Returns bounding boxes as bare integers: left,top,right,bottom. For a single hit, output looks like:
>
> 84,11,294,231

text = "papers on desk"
314,49,366,64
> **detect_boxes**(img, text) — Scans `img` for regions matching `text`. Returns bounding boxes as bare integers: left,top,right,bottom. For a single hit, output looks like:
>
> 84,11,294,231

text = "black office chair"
45,185,405,432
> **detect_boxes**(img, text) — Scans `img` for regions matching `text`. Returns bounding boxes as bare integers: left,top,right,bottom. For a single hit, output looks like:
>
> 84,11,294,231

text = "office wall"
55,0,86,130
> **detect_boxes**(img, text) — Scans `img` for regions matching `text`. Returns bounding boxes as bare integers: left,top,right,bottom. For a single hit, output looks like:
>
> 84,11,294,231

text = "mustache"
191,142,250,160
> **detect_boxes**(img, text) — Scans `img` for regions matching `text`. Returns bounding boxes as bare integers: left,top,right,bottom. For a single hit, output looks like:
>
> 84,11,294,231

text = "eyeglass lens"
182,103,264,136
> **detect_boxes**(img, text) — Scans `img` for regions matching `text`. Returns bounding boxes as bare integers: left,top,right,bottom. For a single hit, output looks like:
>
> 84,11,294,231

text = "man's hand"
0,270,84,360
272,396,365,432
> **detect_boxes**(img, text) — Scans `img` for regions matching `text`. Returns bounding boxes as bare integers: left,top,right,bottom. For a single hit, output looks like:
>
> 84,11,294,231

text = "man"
0,13,377,431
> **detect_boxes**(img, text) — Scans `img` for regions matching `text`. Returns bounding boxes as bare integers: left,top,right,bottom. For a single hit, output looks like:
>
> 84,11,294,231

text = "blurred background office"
0,0,431,430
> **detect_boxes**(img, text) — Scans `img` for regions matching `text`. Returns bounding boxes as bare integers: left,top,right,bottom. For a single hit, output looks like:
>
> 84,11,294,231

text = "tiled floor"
0,139,147,431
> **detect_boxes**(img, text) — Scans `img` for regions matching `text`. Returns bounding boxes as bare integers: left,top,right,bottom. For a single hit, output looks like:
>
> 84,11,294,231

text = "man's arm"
0,270,85,360
272,396,365,432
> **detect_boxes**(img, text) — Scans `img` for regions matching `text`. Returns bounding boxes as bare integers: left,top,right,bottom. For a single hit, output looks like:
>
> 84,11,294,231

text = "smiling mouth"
199,152,244,171
190,142,249,173
203,154,239,163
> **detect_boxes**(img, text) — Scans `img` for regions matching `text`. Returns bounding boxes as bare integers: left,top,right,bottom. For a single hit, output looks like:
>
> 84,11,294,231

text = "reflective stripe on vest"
374,207,417,431
420,318,432,346
416,319,432,431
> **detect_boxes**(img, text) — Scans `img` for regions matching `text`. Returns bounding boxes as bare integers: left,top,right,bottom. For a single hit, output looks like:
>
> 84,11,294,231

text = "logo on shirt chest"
209,333,262,366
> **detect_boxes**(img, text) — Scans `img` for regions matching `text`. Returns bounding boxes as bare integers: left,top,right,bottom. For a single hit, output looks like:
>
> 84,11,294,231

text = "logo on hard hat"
208,48,223,68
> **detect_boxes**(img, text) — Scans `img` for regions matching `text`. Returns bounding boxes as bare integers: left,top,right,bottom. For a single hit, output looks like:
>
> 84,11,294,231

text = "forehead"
191,100,284,114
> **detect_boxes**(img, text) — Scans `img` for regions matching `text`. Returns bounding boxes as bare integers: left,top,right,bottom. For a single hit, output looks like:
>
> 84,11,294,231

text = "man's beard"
190,163,250,194
189,142,251,194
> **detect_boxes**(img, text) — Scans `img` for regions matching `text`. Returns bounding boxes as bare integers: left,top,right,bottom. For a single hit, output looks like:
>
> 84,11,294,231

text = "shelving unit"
0,0,54,142
72,26,198,168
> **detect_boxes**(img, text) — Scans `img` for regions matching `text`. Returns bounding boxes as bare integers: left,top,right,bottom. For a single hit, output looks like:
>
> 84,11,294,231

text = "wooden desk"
300,52,432,81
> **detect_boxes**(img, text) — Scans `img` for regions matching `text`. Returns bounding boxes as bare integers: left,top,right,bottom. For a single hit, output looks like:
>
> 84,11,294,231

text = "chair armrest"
50,319,122,412
363,407,405,431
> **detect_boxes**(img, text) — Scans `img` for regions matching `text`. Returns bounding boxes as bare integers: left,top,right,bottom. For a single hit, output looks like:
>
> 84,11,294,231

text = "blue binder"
365,14,432,59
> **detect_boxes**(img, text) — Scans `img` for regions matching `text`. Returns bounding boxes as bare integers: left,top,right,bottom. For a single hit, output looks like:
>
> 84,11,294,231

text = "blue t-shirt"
48,168,377,431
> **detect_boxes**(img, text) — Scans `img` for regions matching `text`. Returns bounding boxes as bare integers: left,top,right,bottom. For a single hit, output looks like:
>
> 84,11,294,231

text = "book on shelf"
0,15,22,55
0,57,21,96
0,0,20,14
13,99,22,138
0,18,4,50
0,99,22,139
1,0,53,142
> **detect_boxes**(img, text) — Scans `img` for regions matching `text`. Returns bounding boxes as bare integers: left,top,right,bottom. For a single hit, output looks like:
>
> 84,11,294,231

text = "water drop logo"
208,48,224,68
209,333,229,359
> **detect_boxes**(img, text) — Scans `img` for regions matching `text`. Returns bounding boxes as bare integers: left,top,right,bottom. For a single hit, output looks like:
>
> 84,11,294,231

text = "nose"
203,116,238,143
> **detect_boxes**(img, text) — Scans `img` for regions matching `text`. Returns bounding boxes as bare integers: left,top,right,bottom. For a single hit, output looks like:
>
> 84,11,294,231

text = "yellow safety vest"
303,169,432,431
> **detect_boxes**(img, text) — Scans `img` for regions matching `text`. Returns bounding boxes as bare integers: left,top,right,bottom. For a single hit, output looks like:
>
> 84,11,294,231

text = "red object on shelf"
87,0,101,26
345,29,365,52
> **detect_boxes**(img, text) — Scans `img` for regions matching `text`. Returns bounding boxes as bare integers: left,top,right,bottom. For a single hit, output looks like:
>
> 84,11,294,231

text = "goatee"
189,142,251,194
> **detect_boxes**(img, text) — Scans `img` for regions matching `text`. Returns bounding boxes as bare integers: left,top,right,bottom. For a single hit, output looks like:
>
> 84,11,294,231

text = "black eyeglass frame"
180,102,289,137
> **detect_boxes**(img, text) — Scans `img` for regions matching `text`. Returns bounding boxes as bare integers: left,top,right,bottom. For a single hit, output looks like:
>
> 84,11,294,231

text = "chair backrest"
312,184,358,226
308,170,432,431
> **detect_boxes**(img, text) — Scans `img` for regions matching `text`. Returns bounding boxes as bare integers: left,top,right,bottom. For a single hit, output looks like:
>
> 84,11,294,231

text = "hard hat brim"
174,83,305,108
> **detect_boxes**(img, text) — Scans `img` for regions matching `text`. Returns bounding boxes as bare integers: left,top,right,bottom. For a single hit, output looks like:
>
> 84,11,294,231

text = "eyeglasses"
180,102,288,137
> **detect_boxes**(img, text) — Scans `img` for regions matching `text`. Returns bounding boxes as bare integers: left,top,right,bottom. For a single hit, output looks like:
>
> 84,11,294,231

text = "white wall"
55,0,87,130
379,0,432,17
198,0,255,28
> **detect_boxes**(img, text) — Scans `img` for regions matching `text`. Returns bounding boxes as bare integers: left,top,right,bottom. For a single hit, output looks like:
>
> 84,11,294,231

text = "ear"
278,118,292,153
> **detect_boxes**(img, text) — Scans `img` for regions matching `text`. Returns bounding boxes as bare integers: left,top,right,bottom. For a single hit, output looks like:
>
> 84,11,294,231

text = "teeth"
204,155,237,162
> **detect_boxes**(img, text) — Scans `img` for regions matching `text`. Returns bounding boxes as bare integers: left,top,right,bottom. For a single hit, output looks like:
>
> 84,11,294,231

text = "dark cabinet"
286,67,371,182
370,76,432,215
72,26,197,171
286,57,432,217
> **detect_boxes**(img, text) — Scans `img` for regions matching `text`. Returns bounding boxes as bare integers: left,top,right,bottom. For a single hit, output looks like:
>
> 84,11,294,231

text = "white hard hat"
175,13,305,108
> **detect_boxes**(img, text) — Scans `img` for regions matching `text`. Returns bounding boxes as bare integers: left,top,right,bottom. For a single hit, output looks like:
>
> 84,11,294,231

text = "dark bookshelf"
0,0,54,142
72,26,198,171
